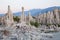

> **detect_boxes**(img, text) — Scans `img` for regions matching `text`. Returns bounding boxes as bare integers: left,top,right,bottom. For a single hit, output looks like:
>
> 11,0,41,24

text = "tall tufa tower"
54,8,59,24
8,5,13,23
21,7,25,22
5,5,13,26
28,11,31,25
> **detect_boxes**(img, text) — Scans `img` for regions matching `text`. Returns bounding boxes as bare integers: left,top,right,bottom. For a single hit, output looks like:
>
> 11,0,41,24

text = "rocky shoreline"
0,22,60,40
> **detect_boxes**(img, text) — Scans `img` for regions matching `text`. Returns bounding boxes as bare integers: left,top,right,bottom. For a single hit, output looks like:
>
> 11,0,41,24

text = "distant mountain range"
0,6,60,16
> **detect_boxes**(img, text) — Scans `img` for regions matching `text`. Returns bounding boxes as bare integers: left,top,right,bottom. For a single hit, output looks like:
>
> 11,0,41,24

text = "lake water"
41,32,60,40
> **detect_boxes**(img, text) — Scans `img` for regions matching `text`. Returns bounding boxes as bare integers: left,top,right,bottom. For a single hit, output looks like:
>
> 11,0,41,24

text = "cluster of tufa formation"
0,5,60,40
0,5,34,27
36,8,60,25
0,5,41,40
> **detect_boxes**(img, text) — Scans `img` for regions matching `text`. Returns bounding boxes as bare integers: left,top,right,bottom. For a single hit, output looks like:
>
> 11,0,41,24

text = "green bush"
34,21,39,28
30,21,39,28
58,24,60,27
13,16,20,22
46,23,52,26
30,21,34,26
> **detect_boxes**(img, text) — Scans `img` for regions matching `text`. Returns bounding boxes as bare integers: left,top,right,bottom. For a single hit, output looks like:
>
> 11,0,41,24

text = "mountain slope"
0,6,60,16
13,6,60,16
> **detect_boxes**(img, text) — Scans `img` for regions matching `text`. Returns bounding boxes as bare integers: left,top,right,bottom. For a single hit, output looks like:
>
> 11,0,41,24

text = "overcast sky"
0,0,60,13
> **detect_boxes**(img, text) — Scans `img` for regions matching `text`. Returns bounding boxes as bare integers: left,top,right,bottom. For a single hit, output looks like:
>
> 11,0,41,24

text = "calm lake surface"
42,32,60,40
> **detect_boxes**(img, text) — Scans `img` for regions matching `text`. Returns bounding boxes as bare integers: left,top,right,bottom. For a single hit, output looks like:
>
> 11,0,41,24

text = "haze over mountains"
0,6,60,16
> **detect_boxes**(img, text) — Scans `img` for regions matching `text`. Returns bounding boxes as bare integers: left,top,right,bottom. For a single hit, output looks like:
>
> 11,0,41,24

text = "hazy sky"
0,0,60,13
